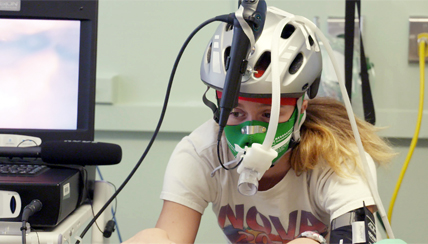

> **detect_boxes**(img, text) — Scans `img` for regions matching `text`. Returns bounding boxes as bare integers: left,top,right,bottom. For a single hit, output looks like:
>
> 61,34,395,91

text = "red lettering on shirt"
217,204,327,244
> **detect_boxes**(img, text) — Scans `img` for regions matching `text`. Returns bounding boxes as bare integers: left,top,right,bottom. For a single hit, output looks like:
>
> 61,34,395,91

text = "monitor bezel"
0,0,98,143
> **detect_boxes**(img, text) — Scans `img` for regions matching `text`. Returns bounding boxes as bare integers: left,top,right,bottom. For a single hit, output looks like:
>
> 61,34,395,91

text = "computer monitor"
0,0,98,143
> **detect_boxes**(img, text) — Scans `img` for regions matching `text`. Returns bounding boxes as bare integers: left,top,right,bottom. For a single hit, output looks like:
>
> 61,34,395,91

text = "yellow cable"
387,33,427,223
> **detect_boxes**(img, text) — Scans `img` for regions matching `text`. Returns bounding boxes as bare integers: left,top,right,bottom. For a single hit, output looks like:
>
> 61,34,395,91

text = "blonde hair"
290,97,396,175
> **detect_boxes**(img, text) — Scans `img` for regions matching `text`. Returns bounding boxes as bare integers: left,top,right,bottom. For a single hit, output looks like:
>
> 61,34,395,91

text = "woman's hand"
121,228,175,244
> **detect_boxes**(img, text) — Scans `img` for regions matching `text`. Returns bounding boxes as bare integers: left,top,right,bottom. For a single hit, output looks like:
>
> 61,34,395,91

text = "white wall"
91,0,428,243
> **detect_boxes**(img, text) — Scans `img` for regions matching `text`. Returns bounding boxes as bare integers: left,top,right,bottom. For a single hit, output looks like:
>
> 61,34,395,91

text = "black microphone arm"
217,0,267,139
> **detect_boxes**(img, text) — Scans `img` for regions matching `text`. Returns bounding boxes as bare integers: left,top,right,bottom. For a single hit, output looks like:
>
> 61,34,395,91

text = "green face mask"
224,108,298,164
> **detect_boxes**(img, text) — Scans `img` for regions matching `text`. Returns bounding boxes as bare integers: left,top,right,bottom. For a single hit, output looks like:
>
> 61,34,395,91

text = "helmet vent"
207,42,212,63
224,46,231,67
254,51,271,78
281,24,296,39
289,53,303,74
308,35,315,46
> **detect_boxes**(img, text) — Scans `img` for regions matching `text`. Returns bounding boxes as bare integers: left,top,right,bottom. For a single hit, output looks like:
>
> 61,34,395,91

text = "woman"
123,6,395,244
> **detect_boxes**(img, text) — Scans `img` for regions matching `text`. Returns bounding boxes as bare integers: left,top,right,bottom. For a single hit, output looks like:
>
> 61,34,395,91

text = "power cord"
21,199,43,244
95,166,121,241
387,33,427,224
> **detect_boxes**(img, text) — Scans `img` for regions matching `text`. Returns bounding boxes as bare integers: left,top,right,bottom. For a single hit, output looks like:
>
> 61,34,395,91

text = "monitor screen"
0,0,98,143
0,18,81,130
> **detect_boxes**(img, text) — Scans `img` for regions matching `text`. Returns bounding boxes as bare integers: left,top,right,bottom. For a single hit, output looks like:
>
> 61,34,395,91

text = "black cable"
75,13,234,243
217,140,228,170
16,139,38,147
21,199,43,244
34,231,40,244
217,140,243,170
21,221,27,244
35,231,41,244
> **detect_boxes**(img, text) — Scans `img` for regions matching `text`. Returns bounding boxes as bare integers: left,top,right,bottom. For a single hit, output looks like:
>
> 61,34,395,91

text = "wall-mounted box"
95,75,118,105
327,17,363,39
408,17,428,63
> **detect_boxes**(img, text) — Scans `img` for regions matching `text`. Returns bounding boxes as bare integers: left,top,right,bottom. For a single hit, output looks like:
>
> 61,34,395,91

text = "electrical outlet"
408,17,428,62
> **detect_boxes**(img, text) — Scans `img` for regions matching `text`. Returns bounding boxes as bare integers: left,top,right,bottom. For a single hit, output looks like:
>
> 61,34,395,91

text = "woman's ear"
301,100,309,113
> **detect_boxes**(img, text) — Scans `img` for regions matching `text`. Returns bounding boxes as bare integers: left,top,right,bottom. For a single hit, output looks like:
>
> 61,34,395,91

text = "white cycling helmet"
200,6,322,99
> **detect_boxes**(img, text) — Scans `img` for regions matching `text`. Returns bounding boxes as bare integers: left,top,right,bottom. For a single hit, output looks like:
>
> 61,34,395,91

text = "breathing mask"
224,108,298,165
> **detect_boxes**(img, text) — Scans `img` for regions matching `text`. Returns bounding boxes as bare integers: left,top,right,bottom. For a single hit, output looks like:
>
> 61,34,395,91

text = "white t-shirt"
160,119,377,243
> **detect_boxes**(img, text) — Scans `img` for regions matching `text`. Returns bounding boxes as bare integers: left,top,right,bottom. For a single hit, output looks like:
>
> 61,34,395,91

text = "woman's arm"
156,200,202,243
122,200,202,244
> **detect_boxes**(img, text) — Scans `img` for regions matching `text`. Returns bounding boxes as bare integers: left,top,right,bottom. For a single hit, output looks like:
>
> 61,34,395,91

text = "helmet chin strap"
292,96,306,143
202,86,220,123
282,96,306,157
269,95,306,166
